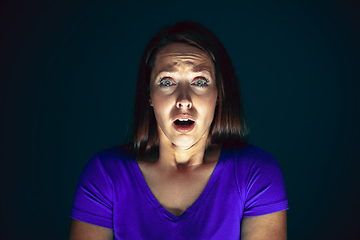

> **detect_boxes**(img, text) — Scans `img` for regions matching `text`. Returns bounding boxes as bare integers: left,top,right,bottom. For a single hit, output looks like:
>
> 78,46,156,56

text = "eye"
193,77,209,87
159,77,174,87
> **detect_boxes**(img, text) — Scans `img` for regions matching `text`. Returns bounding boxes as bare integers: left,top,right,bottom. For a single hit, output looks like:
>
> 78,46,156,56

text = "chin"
172,129,210,148
173,136,206,150
170,137,194,149
172,141,194,150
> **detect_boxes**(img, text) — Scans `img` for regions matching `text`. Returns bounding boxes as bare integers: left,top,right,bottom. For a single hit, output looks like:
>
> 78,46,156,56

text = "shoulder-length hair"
129,21,248,156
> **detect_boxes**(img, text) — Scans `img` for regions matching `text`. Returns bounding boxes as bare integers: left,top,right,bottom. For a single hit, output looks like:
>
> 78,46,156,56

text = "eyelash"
159,77,174,88
159,77,209,88
193,77,209,87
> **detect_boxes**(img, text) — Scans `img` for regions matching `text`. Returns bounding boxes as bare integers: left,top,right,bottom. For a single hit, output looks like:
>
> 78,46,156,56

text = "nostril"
176,101,192,109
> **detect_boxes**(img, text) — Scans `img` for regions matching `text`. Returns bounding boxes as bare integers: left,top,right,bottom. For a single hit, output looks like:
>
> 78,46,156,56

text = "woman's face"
149,43,218,149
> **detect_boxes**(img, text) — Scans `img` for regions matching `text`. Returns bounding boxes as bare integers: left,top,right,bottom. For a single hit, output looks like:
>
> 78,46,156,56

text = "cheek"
151,94,173,121
196,93,218,118
151,93,169,109
203,89,218,107
206,90,218,115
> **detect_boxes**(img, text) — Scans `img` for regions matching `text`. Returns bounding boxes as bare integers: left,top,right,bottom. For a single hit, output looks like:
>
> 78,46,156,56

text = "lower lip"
173,122,196,133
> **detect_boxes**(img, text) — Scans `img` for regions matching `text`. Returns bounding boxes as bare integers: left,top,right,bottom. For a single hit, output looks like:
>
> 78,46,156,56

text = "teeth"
178,119,189,121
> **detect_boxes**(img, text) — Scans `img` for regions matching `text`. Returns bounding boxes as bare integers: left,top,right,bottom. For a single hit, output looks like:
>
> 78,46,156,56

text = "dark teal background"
1,0,359,239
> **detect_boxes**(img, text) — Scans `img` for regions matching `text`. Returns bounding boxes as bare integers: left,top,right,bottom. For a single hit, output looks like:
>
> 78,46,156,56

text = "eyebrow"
156,63,213,75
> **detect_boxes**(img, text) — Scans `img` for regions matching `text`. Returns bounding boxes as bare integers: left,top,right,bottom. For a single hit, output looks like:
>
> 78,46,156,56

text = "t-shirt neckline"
130,148,226,222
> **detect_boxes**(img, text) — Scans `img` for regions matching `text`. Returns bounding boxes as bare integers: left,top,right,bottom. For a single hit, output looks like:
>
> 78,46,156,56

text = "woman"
69,21,288,239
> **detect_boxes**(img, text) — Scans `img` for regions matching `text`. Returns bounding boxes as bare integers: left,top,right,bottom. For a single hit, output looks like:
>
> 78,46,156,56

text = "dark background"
1,0,359,239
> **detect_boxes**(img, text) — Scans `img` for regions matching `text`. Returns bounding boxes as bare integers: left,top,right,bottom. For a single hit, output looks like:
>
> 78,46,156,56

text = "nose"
176,99,192,109
176,85,192,109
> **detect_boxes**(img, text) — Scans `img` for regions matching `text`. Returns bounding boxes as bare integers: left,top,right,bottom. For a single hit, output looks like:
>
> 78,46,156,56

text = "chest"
138,163,217,216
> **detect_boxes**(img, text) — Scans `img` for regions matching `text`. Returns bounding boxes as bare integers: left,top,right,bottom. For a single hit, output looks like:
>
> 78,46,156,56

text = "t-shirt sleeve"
241,146,289,217
70,153,113,229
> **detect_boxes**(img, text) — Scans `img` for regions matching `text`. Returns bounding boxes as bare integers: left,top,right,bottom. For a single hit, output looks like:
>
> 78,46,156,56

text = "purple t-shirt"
71,144,288,239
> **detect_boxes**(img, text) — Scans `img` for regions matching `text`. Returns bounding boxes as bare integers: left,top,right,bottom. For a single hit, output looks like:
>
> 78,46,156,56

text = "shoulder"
222,143,278,166
93,144,133,164
75,144,136,195
222,144,284,185
82,144,135,177
226,144,288,217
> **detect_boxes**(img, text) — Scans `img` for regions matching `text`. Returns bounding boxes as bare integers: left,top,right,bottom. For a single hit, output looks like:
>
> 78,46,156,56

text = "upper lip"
172,114,196,122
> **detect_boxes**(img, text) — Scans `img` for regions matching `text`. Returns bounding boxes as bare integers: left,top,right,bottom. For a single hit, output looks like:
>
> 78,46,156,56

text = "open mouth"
173,118,196,133
174,119,195,127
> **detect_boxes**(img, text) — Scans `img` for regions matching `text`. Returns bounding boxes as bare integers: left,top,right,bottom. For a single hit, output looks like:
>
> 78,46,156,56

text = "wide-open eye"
193,77,209,87
160,77,174,87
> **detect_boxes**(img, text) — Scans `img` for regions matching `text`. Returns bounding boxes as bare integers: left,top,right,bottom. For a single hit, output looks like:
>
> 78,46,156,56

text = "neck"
156,137,221,172
161,142,206,169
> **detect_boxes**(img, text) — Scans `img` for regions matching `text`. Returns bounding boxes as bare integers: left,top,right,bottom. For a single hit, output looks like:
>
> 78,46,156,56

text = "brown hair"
129,21,248,156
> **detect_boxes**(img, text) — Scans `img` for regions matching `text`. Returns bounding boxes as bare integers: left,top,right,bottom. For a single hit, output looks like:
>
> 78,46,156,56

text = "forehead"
152,43,214,76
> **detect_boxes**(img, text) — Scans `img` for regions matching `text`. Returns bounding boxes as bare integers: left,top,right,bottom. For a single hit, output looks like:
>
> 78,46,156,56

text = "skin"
241,210,287,240
133,43,222,217
68,43,287,239
68,219,113,240
149,43,219,170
